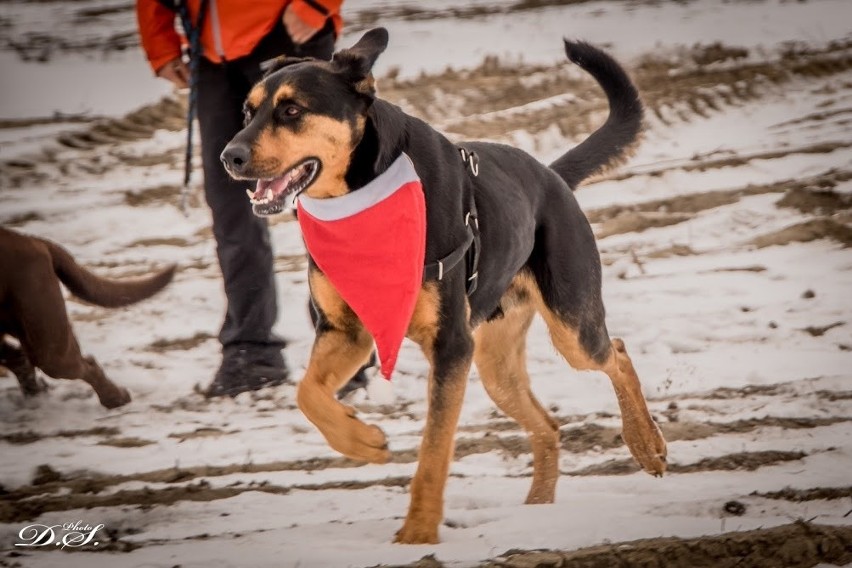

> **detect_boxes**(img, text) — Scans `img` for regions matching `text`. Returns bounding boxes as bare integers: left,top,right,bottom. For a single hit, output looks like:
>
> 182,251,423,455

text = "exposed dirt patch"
97,437,156,448
274,253,308,273
816,390,852,402
749,219,852,248
0,96,186,189
124,184,183,208
586,169,850,238
698,383,792,399
753,486,852,502
0,210,43,226
0,474,416,524
0,426,120,445
480,521,852,568
145,332,215,353
567,450,809,477
383,522,852,567
777,185,852,216
801,322,845,337
594,211,692,238
602,141,852,183
126,236,193,248
0,479,289,524
6,413,840,519
168,427,238,442
386,39,852,147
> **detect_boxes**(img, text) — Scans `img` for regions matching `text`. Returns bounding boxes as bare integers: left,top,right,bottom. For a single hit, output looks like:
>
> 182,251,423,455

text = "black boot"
205,345,290,398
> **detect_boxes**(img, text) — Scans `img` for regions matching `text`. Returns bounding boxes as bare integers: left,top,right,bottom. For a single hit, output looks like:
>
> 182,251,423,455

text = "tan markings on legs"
407,282,440,356
396,288,472,544
598,338,667,476
528,273,667,477
474,301,560,504
395,359,469,544
297,271,389,463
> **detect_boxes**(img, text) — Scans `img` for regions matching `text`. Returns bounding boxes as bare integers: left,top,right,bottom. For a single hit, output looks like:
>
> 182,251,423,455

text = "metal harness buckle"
458,147,480,177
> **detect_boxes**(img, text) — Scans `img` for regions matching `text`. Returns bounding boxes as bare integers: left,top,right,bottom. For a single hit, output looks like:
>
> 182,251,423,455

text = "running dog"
0,227,175,408
221,28,667,544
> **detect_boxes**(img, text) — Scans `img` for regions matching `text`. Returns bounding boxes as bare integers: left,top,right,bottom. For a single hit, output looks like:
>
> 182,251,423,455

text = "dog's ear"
260,55,312,78
331,27,389,96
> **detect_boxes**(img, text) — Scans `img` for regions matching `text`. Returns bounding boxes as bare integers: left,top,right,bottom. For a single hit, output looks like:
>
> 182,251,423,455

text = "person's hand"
157,57,190,89
283,4,319,45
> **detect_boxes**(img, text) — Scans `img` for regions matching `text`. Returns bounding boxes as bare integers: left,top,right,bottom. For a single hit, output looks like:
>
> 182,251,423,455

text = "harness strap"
422,147,481,295
423,229,473,283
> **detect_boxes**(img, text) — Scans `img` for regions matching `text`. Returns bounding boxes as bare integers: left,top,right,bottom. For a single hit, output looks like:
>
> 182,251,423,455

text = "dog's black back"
359,42,641,359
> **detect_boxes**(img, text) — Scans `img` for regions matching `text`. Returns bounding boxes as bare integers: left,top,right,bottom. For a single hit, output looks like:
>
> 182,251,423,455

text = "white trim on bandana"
298,153,420,221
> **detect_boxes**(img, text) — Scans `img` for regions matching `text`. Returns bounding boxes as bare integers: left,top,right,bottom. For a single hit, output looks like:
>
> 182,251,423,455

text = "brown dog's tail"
42,239,176,308
549,40,643,189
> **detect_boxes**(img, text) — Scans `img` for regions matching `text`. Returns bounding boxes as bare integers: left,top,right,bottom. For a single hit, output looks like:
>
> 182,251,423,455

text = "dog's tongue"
255,172,292,200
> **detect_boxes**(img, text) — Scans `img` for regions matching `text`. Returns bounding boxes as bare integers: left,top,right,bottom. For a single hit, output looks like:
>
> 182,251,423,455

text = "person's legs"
196,20,368,398
236,19,376,397
197,57,287,397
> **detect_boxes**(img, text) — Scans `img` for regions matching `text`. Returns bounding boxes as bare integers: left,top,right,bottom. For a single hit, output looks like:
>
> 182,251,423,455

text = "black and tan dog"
0,227,174,408
221,28,667,544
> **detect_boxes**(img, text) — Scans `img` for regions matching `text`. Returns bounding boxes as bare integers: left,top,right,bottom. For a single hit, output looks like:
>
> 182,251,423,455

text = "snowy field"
1,0,851,567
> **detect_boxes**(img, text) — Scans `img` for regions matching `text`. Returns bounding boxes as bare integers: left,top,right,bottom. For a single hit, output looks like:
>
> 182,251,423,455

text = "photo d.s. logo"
15,521,105,550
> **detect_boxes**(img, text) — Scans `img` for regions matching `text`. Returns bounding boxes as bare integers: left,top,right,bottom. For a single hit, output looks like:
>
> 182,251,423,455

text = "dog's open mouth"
245,158,321,216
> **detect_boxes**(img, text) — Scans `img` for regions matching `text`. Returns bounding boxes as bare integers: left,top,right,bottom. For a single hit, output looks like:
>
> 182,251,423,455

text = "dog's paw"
394,520,439,545
327,406,390,464
98,387,131,409
622,417,667,477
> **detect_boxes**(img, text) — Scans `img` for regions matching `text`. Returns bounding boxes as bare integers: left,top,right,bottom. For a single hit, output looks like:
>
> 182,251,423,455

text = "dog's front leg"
297,272,390,464
395,285,473,544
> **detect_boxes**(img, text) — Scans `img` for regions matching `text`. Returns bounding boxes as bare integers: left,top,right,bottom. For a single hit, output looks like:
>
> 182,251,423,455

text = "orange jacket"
136,0,343,73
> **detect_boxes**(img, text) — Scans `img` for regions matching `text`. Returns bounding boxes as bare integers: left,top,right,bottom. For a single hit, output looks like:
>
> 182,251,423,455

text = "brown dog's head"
220,28,389,216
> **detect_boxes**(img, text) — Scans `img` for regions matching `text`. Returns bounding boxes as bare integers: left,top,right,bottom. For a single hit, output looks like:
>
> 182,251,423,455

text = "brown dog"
222,29,666,544
0,227,175,408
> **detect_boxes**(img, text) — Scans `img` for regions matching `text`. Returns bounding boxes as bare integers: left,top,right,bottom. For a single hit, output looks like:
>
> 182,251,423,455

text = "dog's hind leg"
297,271,390,464
12,250,130,408
474,302,561,504
535,291,667,477
395,283,473,545
0,338,46,397
77,356,131,409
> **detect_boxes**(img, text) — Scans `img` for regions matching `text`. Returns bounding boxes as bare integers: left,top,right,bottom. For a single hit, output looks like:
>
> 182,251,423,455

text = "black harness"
422,147,481,295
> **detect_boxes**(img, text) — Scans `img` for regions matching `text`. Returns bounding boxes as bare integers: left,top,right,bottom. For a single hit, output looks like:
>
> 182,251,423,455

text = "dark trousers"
196,20,335,357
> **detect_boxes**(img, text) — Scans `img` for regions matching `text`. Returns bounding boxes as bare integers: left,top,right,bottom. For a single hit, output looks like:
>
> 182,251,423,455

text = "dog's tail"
42,239,176,308
549,40,643,189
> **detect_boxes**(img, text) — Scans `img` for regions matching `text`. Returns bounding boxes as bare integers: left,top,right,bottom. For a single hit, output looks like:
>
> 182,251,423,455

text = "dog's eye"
243,108,254,126
282,105,301,117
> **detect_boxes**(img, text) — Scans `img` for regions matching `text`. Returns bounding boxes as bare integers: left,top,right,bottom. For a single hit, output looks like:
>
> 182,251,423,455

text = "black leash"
422,147,481,295
175,0,210,215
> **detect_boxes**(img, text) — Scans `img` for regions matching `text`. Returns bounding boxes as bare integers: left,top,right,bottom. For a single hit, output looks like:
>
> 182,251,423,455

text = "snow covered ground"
1,1,851,567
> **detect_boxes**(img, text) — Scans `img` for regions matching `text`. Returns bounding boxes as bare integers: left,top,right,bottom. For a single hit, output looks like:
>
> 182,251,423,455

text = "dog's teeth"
246,189,253,199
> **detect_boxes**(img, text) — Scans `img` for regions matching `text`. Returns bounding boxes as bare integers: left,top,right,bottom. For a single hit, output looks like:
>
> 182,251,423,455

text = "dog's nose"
220,143,251,174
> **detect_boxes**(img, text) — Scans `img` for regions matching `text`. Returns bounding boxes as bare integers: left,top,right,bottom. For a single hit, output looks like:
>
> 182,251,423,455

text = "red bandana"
297,153,426,379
